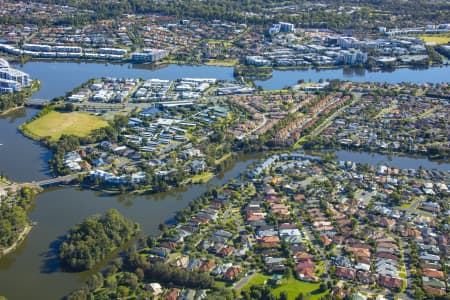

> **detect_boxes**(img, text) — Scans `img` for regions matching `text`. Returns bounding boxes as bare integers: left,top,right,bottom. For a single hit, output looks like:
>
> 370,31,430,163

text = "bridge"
25,99,52,107
19,174,80,189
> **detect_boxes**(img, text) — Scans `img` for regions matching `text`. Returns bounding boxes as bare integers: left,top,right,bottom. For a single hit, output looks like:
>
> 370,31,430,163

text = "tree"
279,291,289,300
64,102,75,112
86,272,103,290
319,282,327,292
296,293,304,300
158,222,168,232
67,288,89,300
105,276,117,290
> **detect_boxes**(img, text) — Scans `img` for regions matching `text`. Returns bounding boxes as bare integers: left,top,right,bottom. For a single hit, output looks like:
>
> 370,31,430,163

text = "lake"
255,65,450,89
13,61,450,97
334,150,449,172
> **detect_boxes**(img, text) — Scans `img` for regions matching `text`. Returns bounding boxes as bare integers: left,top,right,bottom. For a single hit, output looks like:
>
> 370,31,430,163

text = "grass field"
272,278,328,300
215,153,232,165
190,172,214,183
240,273,271,294
240,273,328,300
400,203,412,209
24,111,108,141
418,34,450,45
205,59,238,66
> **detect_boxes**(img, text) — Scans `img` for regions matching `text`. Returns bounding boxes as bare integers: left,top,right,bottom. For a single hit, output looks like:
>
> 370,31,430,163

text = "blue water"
14,61,450,98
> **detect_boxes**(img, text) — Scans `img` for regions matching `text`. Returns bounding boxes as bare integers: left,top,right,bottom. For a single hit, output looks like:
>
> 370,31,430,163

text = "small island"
59,209,140,272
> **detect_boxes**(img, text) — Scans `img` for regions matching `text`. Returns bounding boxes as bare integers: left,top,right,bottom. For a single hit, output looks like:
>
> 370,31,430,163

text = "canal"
0,61,449,299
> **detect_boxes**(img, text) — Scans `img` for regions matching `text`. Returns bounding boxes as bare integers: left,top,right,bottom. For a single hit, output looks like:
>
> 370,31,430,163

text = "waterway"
12,61,450,96
334,150,449,172
0,61,449,299
0,108,51,182
255,65,450,89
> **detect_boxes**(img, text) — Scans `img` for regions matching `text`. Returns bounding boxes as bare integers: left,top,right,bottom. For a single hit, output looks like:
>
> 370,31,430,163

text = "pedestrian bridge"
25,99,51,107
20,174,79,189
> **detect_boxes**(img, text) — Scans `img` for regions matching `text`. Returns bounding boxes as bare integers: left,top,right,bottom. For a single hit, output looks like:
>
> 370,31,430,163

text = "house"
224,266,242,281
258,236,281,247
265,257,286,273
172,256,189,268
321,235,332,247
0,189,8,201
419,253,441,263
199,260,216,272
296,259,316,281
146,283,163,295
422,276,446,289
422,268,445,280
356,271,376,284
218,245,235,257
179,289,196,300
164,288,181,300
377,275,402,289
211,263,232,276
150,247,171,258
335,266,356,280
194,290,207,300
423,285,446,296
187,258,202,271
189,160,207,174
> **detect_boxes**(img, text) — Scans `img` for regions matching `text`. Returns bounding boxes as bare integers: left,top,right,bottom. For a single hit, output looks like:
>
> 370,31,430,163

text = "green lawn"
215,153,232,165
205,59,238,67
272,278,328,300
293,136,309,149
400,203,412,209
214,280,231,289
240,273,271,294
190,172,214,183
240,273,328,300
418,34,450,45
24,111,108,141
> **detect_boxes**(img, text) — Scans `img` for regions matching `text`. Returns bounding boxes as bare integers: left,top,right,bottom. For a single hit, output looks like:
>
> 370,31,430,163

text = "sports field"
24,111,108,141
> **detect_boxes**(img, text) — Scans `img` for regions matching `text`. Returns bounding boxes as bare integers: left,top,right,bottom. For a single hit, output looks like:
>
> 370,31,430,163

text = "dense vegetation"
59,209,140,271
0,81,40,113
66,246,216,299
26,0,450,30
0,187,37,249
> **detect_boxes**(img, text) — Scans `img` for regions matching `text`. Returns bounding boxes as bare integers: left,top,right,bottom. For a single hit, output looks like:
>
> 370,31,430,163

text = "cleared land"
418,34,450,45
24,111,108,141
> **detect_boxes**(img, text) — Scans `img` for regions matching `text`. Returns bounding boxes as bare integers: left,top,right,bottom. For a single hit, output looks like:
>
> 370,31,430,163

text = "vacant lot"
24,111,108,141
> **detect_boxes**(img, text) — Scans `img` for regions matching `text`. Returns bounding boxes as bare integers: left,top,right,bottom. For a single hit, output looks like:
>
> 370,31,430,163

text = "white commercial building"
0,59,30,92
131,49,169,62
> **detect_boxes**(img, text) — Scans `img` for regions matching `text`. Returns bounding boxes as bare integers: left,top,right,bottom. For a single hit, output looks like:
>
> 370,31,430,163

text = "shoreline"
4,53,449,72
0,224,33,259
0,105,24,117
